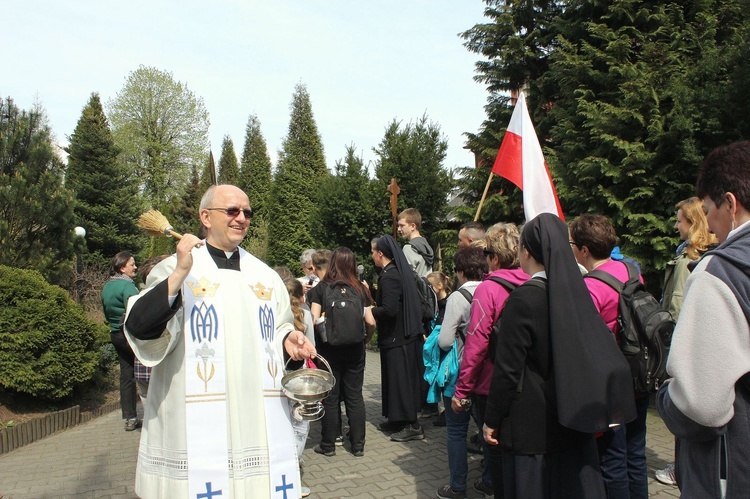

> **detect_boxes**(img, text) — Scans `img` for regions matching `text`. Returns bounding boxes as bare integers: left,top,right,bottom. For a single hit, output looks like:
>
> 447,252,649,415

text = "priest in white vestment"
124,185,316,499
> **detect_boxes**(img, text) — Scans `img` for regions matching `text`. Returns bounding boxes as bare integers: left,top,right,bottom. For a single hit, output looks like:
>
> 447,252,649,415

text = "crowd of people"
99,139,750,498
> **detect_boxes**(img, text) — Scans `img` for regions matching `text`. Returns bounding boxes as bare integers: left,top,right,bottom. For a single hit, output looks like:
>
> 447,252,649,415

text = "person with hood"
371,235,426,442
657,140,750,498
483,213,635,498
398,208,434,277
450,222,530,498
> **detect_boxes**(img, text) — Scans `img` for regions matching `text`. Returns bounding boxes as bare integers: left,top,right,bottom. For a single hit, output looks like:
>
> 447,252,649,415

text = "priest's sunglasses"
206,206,254,219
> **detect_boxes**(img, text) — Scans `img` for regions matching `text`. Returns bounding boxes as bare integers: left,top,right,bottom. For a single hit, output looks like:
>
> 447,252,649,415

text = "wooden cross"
387,178,400,239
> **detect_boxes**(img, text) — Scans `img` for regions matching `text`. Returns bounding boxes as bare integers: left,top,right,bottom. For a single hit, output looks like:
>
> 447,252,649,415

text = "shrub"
0,265,109,401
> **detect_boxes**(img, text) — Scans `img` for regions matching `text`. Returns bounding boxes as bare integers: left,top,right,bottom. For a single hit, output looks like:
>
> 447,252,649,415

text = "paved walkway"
0,350,680,498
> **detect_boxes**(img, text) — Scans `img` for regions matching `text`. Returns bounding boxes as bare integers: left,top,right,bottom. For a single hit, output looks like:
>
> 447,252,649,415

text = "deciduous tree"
107,65,210,207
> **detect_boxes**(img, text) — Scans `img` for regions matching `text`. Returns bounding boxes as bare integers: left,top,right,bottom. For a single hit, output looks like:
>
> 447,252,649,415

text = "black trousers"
318,342,366,452
110,330,138,420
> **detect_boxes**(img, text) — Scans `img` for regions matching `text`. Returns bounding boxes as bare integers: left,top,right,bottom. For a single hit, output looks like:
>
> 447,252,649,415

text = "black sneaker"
436,484,467,499
473,479,494,498
390,425,425,442
433,410,446,427
352,449,364,458
313,445,335,457
335,434,344,446
377,420,404,432
418,408,440,419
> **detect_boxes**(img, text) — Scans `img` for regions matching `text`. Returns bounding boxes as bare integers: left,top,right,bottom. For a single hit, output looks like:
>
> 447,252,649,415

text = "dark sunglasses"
206,207,254,219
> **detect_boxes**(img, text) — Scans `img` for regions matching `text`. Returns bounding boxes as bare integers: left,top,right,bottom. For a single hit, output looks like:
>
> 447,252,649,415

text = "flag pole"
474,171,494,221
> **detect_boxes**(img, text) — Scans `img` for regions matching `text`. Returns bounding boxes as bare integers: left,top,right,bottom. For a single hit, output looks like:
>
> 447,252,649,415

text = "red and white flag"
491,91,564,222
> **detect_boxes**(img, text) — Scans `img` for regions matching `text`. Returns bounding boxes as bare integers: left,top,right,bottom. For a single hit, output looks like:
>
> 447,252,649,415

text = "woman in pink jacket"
448,223,529,499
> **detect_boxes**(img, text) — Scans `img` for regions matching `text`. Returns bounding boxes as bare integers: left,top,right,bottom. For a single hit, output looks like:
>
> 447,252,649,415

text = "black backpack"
322,281,366,346
413,270,439,322
585,262,675,393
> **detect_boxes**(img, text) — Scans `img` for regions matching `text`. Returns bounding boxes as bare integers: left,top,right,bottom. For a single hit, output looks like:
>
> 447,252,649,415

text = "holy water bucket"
281,354,335,421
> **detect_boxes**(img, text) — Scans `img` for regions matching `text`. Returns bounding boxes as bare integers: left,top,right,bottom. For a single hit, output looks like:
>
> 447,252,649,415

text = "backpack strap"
455,288,473,342
487,276,517,293
584,268,625,293
524,278,547,291
457,288,473,304
585,261,641,292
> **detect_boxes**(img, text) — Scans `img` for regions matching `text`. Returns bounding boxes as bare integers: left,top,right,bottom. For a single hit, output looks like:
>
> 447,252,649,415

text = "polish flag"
491,91,564,222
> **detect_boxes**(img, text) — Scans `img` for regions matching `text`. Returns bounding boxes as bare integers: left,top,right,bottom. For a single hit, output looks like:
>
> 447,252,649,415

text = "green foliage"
241,215,269,262
239,114,273,221
169,162,204,238
0,97,77,285
239,114,273,248
373,115,452,239
462,0,750,274
65,93,144,267
217,135,239,185
267,83,327,268
107,65,210,207
313,145,384,271
0,265,108,401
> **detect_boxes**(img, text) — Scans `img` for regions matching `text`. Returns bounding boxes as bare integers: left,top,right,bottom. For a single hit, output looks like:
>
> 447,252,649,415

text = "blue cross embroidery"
275,474,294,498
197,481,222,499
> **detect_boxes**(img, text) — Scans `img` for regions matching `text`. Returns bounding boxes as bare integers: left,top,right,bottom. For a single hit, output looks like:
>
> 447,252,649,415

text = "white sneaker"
655,463,677,486
300,485,311,497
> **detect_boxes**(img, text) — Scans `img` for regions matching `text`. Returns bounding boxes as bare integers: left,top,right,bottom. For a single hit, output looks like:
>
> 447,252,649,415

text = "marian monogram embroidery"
190,302,220,393
259,304,279,384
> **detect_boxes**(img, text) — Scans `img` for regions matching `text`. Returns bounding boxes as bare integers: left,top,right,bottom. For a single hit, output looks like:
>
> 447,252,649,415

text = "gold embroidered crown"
250,282,272,301
187,277,220,298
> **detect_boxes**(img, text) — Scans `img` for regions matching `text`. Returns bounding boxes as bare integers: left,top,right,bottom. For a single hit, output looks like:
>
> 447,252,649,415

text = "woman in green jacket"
101,251,140,431
662,197,717,321
656,197,716,485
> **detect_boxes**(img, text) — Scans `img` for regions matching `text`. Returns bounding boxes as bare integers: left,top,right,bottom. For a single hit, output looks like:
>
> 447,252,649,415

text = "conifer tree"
65,93,143,266
170,162,204,237
0,97,76,284
238,114,273,254
217,135,239,185
461,0,750,274
313,145,382,262
373,115,451,240
267,84,327,268
239,114,272,220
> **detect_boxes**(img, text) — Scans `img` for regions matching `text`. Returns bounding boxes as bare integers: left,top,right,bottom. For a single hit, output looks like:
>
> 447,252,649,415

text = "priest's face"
201,185,251,252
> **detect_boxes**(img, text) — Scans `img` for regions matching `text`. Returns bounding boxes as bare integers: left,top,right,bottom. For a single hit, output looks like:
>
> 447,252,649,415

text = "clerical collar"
205,242,241,271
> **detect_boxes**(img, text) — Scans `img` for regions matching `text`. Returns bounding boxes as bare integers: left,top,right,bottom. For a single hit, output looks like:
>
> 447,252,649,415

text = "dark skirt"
380,339,422,422
498,435,605,499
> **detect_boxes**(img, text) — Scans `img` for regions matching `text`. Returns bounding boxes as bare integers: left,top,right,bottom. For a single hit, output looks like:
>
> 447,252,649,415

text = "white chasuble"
125,245,300,498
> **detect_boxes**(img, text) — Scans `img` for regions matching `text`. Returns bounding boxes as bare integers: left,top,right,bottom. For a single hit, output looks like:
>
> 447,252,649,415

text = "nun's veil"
375,235,423,338
521,213,636,433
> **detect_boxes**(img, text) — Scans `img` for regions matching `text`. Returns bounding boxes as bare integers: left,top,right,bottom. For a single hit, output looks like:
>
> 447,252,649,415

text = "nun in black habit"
371,235,425,441
483,213,636,499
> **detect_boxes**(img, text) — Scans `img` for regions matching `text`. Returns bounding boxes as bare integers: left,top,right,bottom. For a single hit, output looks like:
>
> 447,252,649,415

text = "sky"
4,1,490,174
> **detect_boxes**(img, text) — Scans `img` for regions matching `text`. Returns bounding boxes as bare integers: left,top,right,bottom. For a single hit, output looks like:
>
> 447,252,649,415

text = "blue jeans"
444,395,471,491
598,395,649,499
